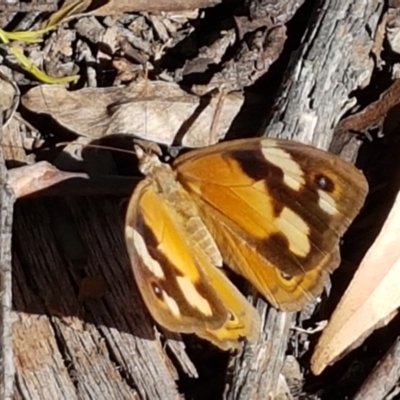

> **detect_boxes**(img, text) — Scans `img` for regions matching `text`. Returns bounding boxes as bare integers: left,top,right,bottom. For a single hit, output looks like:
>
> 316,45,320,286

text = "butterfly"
124,138,368,350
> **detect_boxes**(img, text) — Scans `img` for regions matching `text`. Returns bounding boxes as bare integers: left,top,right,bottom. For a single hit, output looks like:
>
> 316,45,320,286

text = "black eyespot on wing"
152,283,163,298
228,311,235,322
135,206,227,322
280,271,293,280
315,174,334,192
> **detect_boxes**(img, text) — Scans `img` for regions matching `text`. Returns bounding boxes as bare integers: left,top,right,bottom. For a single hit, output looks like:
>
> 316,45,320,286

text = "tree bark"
4,0,384,398
226,1,383,398
0,112,16,400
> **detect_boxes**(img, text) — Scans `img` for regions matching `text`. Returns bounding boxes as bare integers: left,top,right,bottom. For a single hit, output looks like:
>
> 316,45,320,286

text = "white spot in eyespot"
275,207,310,257
177,276,213,316
162,291,181,317
318,189,338,215
261,145,305,191
153,285,162,295
126,226,165,279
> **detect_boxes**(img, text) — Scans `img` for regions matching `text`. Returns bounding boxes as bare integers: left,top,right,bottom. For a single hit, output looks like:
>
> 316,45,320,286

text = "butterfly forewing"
174,138,368,311
125,178,260,349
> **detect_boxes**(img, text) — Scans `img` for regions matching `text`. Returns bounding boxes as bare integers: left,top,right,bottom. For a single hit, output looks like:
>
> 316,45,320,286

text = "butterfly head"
134,144,163,176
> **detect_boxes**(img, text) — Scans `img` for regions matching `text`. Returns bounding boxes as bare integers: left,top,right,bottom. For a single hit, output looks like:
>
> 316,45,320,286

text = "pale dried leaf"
21,81,243,147
63,0,223,14
311,189,400,375
8,162,88,198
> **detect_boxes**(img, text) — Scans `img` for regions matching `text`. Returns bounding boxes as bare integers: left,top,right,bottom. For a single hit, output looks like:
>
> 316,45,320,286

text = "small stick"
336,79,400,134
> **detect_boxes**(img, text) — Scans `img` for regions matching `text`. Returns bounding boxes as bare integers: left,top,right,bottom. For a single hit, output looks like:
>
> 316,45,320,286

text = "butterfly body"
137,147,223,268
125,138,368,349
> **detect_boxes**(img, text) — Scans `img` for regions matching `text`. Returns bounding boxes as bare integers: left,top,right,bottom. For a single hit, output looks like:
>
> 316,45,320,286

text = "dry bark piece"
335,79,400,135
0,0,57,12
181,10,290,96
0,90,15,400
182,7,292,93
386,6,400,55
0,69,20,129
248,0,306,22
0,70,18,399
74,16,106,45
21,81,244,147
352,337,400,400
191,25,287,95
118,36,149,65
182,29,236,75
311,188,400,375
371,9,388,69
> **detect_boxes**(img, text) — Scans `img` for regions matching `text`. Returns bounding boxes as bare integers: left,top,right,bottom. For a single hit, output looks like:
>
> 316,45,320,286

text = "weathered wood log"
353,337,400,400
226,1,383,398
2,0,384,398
0,112,16,400
12,196,189,399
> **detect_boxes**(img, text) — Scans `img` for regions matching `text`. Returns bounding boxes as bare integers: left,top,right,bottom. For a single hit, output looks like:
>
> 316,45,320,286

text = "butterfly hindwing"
125,178,260,349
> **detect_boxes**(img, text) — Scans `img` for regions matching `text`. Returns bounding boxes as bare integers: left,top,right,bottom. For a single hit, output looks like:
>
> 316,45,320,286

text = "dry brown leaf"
91,0,222,14
21,81,243,147
311,189,400,375
62,0,221,14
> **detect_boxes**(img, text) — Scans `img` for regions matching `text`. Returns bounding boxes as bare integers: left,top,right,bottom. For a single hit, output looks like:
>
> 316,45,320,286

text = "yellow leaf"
0,0,85,45
46,0,87,29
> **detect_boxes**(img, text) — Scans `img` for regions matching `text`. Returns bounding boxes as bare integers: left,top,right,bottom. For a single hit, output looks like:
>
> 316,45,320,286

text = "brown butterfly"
124,138,368,350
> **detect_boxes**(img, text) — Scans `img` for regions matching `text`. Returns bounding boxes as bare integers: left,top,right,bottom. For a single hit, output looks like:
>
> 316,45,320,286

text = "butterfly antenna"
54,141,138,156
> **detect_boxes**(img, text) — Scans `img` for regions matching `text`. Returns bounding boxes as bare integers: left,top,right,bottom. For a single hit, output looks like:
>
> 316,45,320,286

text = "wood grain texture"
226,0,383,398
0,112,16,399
12,197,186,399
5,1,381,398
266,0,383,150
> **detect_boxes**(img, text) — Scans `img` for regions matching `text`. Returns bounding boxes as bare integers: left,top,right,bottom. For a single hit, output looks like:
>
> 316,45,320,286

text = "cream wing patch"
261,144,305,191
275,207,310,257
318,189,338,215
177,276,213,316
127,226,165,279
163,291,181,317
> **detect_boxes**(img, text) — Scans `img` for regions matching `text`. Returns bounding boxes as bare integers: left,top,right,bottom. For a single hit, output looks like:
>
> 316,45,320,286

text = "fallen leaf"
21,81,243,147
311,188,400,375
7,162,89,198
62,0,223,14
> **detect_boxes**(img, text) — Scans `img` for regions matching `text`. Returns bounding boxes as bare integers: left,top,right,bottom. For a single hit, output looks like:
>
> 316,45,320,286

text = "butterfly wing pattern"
125,138,368,348
175,139,368,311
125,159,260,349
